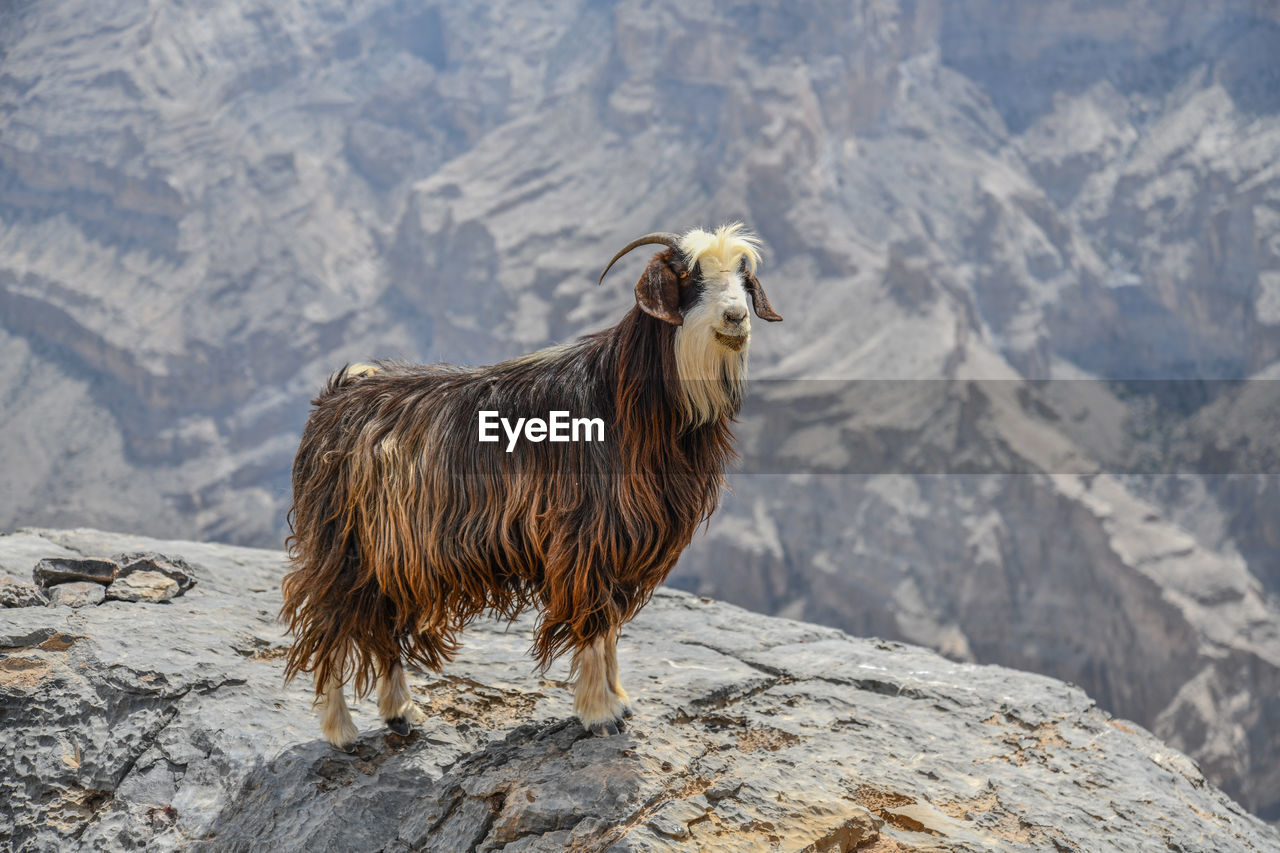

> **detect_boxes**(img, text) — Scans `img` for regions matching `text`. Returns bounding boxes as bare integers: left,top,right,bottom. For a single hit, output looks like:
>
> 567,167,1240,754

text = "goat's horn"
597,232,683,285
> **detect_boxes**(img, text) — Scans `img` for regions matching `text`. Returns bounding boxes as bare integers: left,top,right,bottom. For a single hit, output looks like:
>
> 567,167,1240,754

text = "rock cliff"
2,527,1276,852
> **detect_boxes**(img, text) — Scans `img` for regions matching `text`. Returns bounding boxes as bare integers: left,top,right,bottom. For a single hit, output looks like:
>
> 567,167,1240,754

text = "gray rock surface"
45,581,106,608
2,528,1276,852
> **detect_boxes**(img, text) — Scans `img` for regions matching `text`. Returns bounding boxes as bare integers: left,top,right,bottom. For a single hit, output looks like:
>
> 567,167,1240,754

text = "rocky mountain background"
2,0,1279,826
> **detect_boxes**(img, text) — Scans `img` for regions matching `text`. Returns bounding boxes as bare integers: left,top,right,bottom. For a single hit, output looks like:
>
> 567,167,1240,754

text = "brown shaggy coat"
280,300,736,697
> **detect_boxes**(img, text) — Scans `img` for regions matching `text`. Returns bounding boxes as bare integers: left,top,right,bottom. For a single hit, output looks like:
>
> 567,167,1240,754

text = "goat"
280,224,782,749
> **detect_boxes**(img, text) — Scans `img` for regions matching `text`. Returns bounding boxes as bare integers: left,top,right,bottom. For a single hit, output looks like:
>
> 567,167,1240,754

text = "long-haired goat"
280,224,782,749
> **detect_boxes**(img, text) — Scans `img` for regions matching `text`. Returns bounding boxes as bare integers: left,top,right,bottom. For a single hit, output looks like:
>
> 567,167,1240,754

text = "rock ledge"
1,528,1276,852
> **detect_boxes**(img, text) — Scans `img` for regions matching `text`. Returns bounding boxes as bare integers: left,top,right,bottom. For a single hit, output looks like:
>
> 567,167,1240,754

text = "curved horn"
597,232,683,285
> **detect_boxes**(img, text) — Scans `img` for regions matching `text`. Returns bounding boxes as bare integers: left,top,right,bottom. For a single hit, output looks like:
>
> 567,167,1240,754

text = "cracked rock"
2,527,1278,852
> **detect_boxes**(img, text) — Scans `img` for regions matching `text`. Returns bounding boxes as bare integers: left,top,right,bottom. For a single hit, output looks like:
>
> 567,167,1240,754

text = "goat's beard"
673,315,748,428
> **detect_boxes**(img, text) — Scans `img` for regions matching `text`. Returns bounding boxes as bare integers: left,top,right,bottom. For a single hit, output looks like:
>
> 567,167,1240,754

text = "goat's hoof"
386,716,411,736
323,719,360,752
620,704,634,719
588,718,625,737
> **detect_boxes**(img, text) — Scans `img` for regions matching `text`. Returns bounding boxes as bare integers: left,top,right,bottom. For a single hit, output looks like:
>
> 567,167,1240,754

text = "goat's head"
599,224,782,425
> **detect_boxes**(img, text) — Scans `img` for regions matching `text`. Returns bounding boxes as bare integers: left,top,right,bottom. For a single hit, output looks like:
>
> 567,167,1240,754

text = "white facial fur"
704,267,752,341
671,224,762,427
673,270,750,426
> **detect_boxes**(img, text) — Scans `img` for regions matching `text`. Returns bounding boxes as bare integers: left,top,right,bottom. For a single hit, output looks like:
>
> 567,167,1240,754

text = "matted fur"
281,305,740,699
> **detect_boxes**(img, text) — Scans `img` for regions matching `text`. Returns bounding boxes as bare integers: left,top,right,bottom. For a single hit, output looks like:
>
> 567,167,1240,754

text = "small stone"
653,796,710,826
106,571,179,603
646,816,690,840
46,582,106,608
704,779,743,802
112,552,198,592
0,577,48,607
32,557,118,588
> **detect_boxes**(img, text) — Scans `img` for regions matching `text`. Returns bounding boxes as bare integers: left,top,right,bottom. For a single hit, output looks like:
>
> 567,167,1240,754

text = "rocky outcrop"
2,527,1276,852
18,551,196,609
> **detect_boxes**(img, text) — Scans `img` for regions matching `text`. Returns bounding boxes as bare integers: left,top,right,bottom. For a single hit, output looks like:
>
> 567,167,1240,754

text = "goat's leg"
603,626,633,720
377,659,414,736
317,665,359,752
573,635,629,736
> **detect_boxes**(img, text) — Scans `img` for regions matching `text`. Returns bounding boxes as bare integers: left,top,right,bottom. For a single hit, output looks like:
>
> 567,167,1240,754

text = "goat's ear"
635,254,684,326
744,271,783,321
